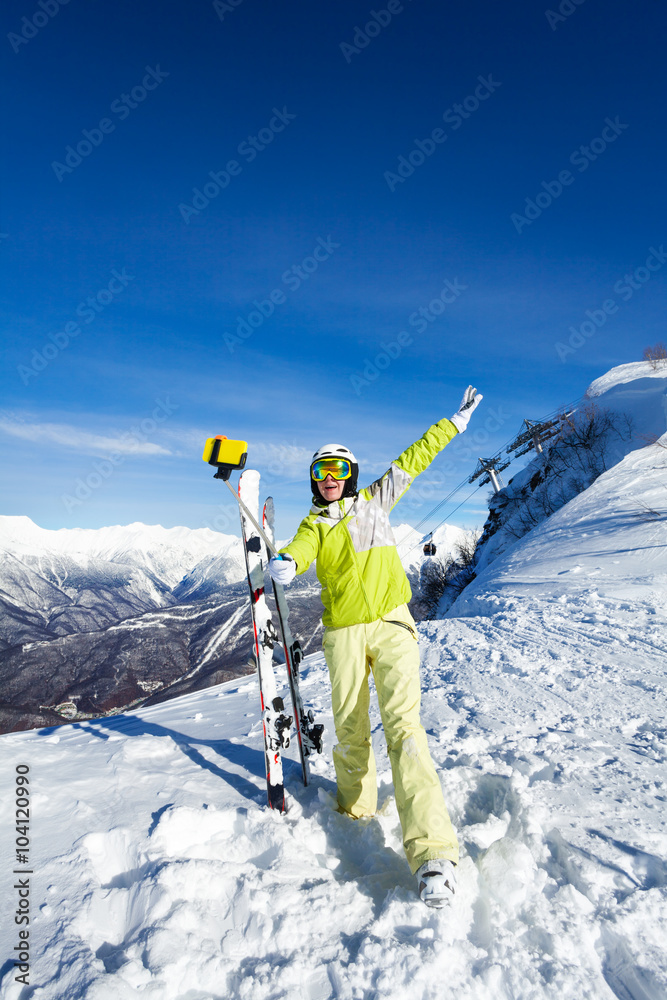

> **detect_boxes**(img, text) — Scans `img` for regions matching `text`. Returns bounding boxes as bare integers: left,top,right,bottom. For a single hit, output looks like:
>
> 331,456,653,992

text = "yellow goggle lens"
311,458,352,481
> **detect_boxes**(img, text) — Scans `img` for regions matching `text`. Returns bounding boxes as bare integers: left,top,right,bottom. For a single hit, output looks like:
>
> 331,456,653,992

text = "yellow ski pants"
322,604,459,874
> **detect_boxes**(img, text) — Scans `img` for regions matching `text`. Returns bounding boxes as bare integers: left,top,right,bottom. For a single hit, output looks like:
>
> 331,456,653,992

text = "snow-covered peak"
0,516,237,561
583,363,667,452
0,516,242,578
0,516,247,601
587,359,667,397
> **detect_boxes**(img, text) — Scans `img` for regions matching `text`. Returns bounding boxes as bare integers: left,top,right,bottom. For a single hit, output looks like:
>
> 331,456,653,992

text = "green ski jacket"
281,418,458,628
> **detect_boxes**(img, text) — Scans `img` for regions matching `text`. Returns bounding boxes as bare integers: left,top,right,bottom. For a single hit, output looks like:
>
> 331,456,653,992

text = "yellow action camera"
202,435,248,480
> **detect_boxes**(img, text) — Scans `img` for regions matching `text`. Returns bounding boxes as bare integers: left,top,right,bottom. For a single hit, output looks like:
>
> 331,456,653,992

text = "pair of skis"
237,469,323,811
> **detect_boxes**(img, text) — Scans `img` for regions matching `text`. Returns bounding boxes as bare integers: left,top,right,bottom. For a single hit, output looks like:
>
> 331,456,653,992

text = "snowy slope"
451,368,667,619
449,434,667,621
1,424,666,998
468,362,667,584
1,606,664,997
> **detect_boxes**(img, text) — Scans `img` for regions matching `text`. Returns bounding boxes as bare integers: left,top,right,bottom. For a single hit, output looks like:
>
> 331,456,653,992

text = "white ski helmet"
310,443,359,501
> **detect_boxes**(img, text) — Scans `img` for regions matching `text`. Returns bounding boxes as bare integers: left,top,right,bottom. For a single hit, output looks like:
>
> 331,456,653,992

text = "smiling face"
317,474,345,503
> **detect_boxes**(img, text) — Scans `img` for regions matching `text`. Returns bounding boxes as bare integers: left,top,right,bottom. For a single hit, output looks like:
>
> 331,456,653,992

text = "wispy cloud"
158,425,312,471
246,440,312,472
0,417,171,457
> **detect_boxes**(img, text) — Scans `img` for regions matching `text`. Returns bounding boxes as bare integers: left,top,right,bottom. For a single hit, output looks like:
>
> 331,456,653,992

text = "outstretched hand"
449,385,483,433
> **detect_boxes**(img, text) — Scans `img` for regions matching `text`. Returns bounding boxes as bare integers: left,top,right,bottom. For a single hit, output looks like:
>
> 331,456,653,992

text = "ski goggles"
311,458,352,481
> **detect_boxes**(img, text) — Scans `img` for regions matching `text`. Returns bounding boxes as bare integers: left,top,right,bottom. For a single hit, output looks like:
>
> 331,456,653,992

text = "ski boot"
416,859,456,908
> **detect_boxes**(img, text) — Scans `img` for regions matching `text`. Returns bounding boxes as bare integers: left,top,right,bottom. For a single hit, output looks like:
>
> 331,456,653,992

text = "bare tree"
416,555,453,620
417,533,480,618
643,343,667,370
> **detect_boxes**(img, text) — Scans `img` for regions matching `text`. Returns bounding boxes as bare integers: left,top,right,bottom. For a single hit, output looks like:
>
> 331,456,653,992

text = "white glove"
449,385,483,433
268,554,296,585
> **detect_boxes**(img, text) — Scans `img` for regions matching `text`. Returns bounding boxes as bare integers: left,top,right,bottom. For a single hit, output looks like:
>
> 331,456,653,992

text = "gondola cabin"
423,537,437,556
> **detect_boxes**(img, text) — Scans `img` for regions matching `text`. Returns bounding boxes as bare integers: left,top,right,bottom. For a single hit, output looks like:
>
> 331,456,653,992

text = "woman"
268,387,482,906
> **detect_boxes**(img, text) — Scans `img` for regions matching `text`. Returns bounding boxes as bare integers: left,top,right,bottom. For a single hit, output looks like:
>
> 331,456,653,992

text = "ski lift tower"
506,411,575,459
469,455,510,494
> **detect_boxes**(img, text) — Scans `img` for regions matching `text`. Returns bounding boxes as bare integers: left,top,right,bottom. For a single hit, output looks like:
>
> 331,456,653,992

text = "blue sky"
2,0,665,538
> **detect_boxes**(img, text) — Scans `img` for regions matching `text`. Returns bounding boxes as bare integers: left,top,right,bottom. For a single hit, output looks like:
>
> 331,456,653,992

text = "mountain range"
0,512,468,733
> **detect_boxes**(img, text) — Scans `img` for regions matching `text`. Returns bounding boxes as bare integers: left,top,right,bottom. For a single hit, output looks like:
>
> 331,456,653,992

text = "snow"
453,363,667,612
1,365,666,999
586,360,667,397
466,361,667,587
0,518,245,589
450,431,667,616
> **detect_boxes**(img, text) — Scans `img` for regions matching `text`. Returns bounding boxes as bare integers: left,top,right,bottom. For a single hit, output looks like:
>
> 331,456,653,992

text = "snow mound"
450,429,667,618
586,359,667,396
461,363,667,592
